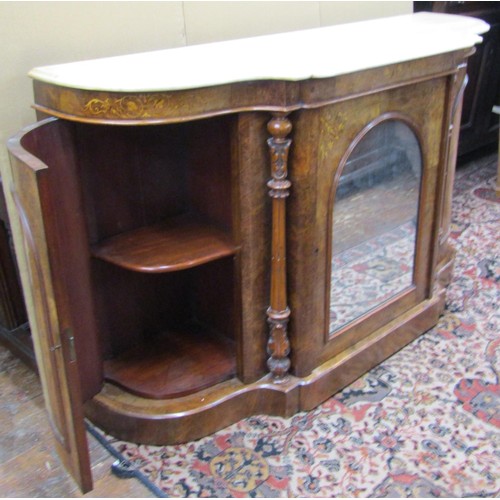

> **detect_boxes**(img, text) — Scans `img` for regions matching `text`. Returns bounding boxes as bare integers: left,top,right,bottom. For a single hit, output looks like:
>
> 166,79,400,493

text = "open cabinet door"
2,120,92,492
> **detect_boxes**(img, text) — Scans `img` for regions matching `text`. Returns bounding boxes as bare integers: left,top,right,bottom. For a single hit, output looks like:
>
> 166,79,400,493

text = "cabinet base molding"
85,291,445,445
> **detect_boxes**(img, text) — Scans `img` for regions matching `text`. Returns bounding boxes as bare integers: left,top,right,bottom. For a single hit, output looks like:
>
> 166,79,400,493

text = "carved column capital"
267,115,292,199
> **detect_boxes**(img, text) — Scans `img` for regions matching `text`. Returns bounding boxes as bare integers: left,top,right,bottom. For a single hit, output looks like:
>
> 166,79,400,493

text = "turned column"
436,66,468,288
266,113,292,382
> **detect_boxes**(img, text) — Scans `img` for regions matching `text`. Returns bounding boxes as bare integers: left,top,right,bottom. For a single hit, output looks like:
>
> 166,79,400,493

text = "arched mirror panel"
329,118,422,336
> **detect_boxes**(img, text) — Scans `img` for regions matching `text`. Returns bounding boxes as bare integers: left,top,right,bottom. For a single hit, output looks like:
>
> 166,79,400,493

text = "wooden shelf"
92,215,238,273
103,326,236,399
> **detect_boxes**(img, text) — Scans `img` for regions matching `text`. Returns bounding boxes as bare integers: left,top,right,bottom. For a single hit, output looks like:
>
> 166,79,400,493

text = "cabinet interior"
26,116,240,401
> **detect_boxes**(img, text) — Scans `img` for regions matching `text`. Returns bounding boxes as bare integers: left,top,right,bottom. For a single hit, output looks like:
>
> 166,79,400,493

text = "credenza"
2,12,488,492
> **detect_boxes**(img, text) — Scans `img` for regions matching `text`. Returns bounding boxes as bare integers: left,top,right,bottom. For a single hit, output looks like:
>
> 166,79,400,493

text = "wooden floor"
0,343,154,498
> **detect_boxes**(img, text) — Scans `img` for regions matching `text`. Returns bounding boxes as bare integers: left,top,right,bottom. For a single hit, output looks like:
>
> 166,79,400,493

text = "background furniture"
2,13,487,492
493,105,500,195
0,183,32,369
415,2,500,156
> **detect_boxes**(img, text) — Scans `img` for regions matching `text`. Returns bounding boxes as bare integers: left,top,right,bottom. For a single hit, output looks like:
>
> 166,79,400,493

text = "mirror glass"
329,120,422,336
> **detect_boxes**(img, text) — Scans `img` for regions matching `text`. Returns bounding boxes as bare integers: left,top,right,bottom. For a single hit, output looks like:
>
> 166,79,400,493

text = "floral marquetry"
82,95,170,119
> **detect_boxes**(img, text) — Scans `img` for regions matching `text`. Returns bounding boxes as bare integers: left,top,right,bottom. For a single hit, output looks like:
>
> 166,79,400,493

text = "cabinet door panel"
289,77,448,371
4,120,92,492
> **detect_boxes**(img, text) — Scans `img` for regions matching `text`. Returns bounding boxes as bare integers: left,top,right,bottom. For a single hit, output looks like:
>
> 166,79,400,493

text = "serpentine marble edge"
28,13,488,93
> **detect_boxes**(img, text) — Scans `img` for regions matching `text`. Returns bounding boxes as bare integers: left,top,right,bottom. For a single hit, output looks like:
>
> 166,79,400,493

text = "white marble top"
29,13,489,93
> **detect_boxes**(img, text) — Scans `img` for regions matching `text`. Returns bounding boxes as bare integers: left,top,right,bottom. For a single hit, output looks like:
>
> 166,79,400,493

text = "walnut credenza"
2,13,488,492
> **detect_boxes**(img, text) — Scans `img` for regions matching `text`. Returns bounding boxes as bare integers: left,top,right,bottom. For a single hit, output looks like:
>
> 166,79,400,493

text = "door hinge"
51,329,77,361
64,328,77,362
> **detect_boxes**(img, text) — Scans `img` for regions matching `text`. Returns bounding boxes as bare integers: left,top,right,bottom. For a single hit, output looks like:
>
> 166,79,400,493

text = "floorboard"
0,346,154,497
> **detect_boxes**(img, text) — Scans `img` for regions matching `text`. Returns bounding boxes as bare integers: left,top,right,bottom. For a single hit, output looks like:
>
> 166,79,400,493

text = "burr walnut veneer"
3,13,488,492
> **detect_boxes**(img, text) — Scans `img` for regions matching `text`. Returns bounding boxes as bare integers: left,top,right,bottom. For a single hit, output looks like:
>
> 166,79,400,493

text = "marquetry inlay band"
82,95,170,119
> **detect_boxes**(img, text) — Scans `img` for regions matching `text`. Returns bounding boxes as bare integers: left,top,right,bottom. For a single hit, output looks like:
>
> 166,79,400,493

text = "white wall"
0,1,412,174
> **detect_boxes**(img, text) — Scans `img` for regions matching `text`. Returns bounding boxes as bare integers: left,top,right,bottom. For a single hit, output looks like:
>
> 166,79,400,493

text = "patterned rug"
330,220,416,334
90,153,499,498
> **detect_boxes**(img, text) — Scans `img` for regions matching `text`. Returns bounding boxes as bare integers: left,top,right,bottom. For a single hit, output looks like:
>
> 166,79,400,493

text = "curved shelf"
103,326,236,400
92,215,238,273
